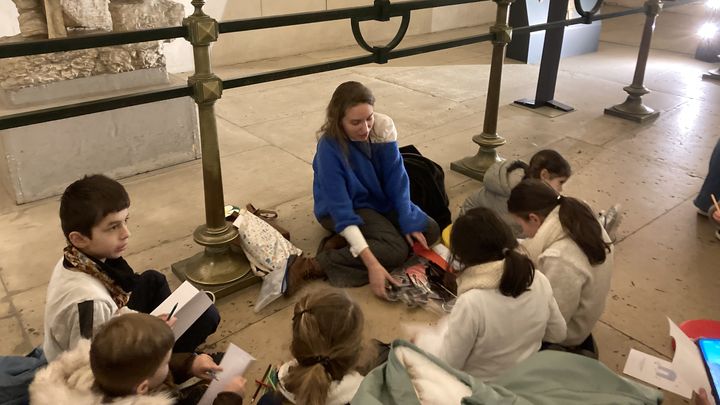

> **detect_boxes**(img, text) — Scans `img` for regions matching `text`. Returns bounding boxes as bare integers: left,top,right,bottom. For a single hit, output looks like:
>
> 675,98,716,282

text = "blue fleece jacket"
312,114,428,235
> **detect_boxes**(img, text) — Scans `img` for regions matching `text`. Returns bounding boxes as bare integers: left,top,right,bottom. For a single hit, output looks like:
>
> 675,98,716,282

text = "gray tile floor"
1,5,718,404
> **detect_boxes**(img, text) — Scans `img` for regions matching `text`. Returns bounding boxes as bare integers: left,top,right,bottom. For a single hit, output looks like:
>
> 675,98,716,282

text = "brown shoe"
316,233,348,255
284,256,324,297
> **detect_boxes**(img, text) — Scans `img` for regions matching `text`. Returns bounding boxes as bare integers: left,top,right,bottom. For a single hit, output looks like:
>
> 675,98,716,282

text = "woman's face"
513,213,544,238
341,103,374,142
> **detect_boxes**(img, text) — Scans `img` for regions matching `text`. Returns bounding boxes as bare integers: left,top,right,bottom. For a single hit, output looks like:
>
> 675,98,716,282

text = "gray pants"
317,209,440,288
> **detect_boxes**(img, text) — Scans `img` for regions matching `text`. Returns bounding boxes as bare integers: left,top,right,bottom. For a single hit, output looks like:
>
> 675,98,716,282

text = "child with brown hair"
276,289,376,405
44,174,220,361
30,313,246,404
508,179,614,352
416,207,566,380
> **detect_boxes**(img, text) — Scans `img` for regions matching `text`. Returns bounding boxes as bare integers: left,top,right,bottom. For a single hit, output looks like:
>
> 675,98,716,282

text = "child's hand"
222,375,247,397
157,314,177,328
191,353,222,380
712,209,720,225
692,388,712,405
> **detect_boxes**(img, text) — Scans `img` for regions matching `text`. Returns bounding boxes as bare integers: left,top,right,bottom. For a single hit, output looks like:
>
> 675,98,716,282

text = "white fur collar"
29,340,174,405
521,206,566,264
456,260,505,295
369,113,397,143
277,359,364,405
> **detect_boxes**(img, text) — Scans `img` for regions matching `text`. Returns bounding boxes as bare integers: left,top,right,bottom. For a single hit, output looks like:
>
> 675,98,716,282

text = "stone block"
60,0,113,31
0,42,166,91
109,0,185,32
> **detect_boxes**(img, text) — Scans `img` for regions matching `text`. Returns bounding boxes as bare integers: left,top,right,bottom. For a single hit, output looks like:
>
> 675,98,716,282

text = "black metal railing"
0,0,696,131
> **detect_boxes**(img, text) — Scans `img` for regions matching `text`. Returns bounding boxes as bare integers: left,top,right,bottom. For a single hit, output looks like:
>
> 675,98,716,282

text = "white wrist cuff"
339,225,369,257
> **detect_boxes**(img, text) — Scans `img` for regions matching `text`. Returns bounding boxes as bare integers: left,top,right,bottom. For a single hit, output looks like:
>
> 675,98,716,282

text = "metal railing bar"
0,26,187,59
0,0,699,130
218,0,483,33
512,0,698,36
223,55,377,89
0,86,190,130
388,33,495,59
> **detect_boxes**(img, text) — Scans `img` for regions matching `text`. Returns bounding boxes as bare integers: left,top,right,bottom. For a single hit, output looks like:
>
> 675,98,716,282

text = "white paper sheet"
198,343,255,405
623,348,693,398
622,318,715,404
668,317,714,402
150,281,213,340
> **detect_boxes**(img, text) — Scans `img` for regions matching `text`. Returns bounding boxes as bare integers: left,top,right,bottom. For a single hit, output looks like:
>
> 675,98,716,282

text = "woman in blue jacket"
302,81,439,299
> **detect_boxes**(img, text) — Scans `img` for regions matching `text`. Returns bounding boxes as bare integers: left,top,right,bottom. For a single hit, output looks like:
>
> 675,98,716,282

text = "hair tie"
502,248,511,256
292,309,310,322
298,355,333,374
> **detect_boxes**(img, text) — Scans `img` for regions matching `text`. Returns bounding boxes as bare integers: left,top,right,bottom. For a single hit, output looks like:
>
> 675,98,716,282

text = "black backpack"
399,145,452,230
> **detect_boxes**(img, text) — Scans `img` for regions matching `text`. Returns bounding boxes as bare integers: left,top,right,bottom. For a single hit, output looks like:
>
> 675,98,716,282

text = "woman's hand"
222,375,247,397
405,232,428,249
368,263,400,299
190,353,222,380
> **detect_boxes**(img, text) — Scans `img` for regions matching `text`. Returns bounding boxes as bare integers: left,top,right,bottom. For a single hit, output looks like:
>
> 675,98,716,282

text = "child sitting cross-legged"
30,313,246,405
270,289,383,405
44,174,220,362
416,207,567,381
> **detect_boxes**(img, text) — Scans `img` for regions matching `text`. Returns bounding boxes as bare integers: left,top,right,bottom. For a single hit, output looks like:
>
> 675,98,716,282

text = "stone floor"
1,5,719,404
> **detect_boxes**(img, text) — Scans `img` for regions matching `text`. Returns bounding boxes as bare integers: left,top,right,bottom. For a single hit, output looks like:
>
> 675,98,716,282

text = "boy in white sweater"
43,174,220,361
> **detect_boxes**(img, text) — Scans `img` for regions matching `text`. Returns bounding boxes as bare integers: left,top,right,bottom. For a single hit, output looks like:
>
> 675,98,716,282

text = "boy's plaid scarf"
63,245,130,308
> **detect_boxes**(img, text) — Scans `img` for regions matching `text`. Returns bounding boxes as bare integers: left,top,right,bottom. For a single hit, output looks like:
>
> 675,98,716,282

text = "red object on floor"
671,319,720,351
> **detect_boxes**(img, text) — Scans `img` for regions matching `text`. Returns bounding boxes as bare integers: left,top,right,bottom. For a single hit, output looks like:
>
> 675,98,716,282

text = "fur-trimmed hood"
29,339,174,405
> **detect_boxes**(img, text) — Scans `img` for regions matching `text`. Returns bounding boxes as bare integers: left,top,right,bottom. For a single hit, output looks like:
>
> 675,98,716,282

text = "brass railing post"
171,0,257,297
604,0,662,122
451,0,514,180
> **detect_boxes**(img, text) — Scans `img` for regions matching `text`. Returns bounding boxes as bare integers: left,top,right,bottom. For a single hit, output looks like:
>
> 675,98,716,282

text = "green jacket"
352,340,662,405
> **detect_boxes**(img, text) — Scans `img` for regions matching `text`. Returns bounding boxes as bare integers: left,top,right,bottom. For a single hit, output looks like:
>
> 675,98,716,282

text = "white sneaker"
698,207,709,217
603,204,623,241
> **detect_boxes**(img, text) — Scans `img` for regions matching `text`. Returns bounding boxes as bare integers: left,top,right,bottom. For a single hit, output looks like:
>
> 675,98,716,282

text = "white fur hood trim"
29,339,174,405
457,260,505,295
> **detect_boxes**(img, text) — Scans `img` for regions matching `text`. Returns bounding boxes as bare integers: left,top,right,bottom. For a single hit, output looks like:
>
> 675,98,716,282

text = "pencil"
251,364,272,403
711,194,720,214
166,302,179,321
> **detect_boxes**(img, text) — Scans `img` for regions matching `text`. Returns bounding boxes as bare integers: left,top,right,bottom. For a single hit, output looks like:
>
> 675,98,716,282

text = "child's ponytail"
499,246,535,298
557,195,610,265
506,160,530,177
283,361,332,405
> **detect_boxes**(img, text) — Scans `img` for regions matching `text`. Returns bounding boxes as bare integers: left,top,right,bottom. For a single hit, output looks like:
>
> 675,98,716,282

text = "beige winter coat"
29,339,174,405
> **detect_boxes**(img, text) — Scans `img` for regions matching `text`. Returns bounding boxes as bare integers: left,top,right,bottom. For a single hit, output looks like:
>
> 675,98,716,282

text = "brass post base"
172,245,260,299
604,85,659,123
450,133,506,180
703,68,720,81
